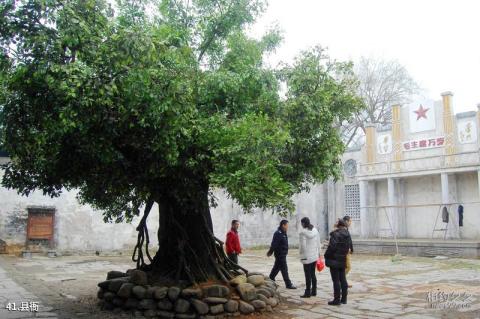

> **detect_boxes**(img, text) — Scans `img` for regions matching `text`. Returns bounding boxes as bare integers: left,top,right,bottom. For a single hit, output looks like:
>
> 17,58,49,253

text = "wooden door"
27,210,55,247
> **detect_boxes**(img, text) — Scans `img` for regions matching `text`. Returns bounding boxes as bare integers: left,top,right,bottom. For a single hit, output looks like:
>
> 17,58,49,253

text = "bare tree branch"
342,56,421,148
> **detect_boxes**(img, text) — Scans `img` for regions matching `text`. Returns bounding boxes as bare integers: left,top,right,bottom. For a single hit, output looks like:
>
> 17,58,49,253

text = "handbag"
316,257,325,272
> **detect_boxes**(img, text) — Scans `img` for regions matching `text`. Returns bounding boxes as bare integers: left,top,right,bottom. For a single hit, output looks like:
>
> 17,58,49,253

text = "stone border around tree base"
97,270,281,318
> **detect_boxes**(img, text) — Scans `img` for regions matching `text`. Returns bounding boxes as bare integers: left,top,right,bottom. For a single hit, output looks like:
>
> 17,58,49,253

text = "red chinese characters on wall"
403,137,445,151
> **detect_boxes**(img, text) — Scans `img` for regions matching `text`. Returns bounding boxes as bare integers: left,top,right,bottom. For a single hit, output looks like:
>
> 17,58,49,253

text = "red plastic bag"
316,257,325,272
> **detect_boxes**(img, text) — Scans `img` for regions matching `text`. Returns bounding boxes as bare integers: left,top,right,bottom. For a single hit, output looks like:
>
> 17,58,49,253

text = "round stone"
175,299,190,313
204,297,228,304
229,275,247,287
181,288,203,298
144,309,157,317
236,283,257,301
176,314,196,319
257,294,268,304
168,286,181,301
108,277,129,293
210,304,224,315
103,291,115,302
267,297,278,307
129,270,148,285
97,280,110,289
224,300,238,313
255,287,272,298
139,299,157,310
112,297,124,307
238,300,254,314
247,275,265,287
157,299,173,310
146,286,156,298
97,288,104,299
117,283,134,298
157,310,175,319
132,285,147,299
251,300,266,310
246,272,264,277
264,278,277,287
191,299,209,315
153,287,168,299
203,285,230,298
107,270,127,280
124,298,139,309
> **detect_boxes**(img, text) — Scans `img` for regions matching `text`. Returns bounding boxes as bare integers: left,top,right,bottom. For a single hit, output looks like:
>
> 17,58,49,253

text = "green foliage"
0,0,363,221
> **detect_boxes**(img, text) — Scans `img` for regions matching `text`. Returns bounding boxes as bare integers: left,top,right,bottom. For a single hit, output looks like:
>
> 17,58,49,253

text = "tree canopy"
0,0,363,223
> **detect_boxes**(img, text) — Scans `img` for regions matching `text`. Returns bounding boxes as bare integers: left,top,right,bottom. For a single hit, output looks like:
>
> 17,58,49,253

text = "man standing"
267,220,296,289
226,220,242,264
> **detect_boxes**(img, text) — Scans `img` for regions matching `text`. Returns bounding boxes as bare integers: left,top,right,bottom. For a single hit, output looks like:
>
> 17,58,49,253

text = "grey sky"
249,0,480,114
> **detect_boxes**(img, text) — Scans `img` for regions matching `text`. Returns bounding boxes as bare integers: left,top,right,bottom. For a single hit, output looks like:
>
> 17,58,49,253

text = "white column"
359,180,369,238
387,178,397,237
441,173,460,239
477,170,480,200
397,179,407,238
327,179,337,234
371,180,377,237
441,173,449,204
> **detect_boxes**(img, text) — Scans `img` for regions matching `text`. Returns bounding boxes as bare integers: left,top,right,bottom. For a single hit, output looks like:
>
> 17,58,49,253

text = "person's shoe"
300,290,311,298
328,299,341,306
286,285,297,289
341,295,347,304
311,286,317,296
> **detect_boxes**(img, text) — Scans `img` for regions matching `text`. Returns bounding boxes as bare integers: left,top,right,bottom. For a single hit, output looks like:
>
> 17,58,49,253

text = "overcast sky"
249,0,480,114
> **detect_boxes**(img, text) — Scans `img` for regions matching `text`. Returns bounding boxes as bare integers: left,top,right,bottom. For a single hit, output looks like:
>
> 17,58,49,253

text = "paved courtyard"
0,250,479,319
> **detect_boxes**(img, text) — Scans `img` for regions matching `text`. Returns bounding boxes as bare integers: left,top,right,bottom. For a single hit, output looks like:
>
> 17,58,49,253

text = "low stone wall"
353,239,480,258
97,270,281,318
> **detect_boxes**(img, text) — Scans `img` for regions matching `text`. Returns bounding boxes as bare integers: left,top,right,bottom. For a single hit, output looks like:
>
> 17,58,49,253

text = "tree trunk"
136,189,247,286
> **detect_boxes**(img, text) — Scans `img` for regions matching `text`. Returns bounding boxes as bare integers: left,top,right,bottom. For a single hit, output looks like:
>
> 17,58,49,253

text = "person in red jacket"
226,220,242,264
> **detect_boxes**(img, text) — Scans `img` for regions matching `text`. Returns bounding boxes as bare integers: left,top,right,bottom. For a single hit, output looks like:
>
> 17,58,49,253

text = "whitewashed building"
1,92,479,257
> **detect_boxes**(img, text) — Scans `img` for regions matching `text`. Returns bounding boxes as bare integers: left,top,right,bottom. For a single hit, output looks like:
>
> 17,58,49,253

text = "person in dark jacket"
324,218,351,305
267,220,296,289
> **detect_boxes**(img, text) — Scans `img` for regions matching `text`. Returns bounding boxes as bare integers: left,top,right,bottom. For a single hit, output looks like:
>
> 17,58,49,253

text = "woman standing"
324,218,351,305
298,217,320,298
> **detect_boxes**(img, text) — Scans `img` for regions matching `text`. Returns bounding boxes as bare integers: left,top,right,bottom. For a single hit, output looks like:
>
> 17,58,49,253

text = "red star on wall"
414,104,429,120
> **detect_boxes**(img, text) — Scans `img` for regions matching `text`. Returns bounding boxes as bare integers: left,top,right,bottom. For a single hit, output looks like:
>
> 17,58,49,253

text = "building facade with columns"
334,92,480,246
209,92,480,258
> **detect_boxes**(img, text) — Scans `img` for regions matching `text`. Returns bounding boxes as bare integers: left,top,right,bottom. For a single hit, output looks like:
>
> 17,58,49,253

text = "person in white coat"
299,217,321,298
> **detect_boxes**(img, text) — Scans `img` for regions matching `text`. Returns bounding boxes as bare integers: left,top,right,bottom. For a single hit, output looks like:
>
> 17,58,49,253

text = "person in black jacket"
324,218,351,305
267,220,296,289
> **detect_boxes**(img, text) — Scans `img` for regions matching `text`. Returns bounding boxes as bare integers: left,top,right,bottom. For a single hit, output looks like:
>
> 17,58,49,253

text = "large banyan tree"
0,0,363,285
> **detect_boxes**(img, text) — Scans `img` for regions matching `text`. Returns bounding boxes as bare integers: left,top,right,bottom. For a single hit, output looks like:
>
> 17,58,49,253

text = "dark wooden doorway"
26,207,55,249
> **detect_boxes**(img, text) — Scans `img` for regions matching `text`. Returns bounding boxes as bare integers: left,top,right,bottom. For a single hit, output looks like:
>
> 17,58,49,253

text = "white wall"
0,177,160,253
210,184,329,248
456,171,480,239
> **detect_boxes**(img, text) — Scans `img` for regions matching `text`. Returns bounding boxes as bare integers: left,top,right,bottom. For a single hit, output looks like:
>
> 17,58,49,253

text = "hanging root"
132,199,154,270
132,199,249,285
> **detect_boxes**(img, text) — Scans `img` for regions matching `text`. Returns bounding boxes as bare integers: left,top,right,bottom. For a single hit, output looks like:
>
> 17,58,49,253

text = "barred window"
344,184,360,220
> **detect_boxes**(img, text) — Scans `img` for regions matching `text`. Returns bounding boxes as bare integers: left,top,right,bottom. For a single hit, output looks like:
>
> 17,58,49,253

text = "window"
344,184,360,220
